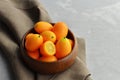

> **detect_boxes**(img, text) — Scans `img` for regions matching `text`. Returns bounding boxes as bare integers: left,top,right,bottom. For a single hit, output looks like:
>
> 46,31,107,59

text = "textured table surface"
0,0,120,80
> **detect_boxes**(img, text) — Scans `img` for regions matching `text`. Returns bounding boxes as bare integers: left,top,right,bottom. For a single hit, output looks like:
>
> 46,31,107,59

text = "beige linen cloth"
0,0,93,80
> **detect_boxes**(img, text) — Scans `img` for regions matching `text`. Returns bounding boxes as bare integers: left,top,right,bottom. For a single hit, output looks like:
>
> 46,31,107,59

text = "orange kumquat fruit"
40,41,56,57
27,50,39,60
41,31,56,43
38,56,57,62
51,22,68,40
25,34,43,51
34,21,53,33
55,37,72,59
68,39,74,48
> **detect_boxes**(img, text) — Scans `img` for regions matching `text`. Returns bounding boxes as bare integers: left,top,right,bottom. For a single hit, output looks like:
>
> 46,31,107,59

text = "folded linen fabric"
0,0,92,80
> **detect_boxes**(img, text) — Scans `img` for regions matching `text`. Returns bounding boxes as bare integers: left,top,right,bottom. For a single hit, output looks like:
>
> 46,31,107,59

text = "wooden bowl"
20,23,78,74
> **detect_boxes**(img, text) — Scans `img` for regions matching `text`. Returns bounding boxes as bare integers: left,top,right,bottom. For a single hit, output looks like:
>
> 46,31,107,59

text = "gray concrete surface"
40,0,120,80
0,0,120,80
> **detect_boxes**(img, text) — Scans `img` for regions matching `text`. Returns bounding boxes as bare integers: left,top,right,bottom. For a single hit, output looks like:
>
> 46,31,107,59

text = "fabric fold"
0,0,92,80
0,22,35,80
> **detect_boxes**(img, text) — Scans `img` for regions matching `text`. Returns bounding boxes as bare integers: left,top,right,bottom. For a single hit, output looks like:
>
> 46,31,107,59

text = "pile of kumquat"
25,21,74,62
